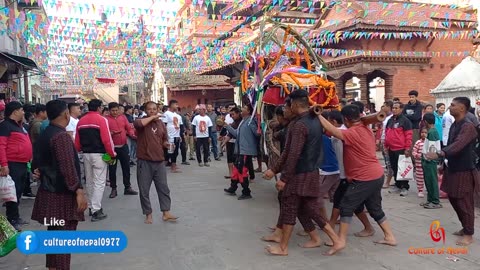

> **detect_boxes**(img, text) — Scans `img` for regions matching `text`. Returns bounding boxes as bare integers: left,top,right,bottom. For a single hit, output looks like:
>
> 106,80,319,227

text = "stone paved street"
1,157,480,270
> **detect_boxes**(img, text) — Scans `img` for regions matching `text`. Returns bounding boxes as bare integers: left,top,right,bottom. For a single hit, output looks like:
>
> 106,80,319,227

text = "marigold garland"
268,72,338,108
295,51,301,66
239,24,340,110
303,47,312,71
259,56,265,69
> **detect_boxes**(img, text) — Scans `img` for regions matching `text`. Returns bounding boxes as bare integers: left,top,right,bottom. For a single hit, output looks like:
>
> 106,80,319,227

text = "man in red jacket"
106,102,138,198
0,101,33,230
75,99,116,222
385,102,413,197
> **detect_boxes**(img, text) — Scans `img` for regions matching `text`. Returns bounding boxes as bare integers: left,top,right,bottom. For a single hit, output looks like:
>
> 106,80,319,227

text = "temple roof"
431,56,480,93
312,1,477,33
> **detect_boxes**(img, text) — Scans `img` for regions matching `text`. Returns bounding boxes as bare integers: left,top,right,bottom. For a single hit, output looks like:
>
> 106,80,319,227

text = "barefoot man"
134,101,177,224
262,98,323,247
263,90,340,256
326,110,375,242
425,97,479,246
317,105,397,252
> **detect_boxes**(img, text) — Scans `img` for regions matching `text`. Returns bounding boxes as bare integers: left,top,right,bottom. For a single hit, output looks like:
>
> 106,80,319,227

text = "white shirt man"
66,116,79,140
192,109,213,166
192,114,213,138
163,110,183,142
442,109,454,146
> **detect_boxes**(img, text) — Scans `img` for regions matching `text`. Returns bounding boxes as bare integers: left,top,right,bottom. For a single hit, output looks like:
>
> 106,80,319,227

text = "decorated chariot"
238,19,341,159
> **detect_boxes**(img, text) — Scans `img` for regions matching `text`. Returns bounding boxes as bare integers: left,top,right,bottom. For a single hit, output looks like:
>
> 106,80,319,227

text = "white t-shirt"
381,114,393,141
224,114,235,142
192,115,213,138
331,125,347,179
442,109,454,146
225,114,234,125
163,110,183,140
66,116,79,139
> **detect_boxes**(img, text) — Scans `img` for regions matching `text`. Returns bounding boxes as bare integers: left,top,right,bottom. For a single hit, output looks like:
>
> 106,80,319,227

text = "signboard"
17,0,40,9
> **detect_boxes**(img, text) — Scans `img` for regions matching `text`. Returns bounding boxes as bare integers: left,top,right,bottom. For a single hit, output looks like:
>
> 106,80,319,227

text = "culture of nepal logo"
407,220,468,255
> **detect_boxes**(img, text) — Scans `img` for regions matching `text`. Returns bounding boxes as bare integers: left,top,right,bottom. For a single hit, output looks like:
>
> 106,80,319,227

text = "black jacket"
33,124,81,193
295,113,324,174
403,101,423,129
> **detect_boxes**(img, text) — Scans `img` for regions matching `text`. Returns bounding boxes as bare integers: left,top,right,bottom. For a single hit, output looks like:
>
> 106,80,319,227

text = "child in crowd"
419,104,434,131
421,113,442,209
412,128,426,198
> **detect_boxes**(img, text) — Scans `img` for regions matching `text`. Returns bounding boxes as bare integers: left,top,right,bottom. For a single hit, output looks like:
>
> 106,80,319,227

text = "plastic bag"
0,175,17,203
397,155,414,181
0,214,18,257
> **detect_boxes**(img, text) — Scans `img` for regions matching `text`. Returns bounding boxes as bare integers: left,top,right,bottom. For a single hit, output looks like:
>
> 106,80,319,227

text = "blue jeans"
128,137,137,160
210,131,218,159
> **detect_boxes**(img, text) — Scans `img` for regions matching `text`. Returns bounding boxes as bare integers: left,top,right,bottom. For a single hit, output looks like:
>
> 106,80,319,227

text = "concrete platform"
1,158,479,270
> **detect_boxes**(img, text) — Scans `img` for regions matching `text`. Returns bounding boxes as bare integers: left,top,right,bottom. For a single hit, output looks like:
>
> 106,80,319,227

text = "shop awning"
0,51,41,71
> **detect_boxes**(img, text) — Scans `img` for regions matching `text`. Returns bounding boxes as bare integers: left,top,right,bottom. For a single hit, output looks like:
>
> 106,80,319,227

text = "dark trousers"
248,158,255,179
5,162,28,222
389,149,410,190
449,194,475,235
236,154,254,179
164,148,169,164
229,155,253,195
23,172,32,195
180,135,187,163
339,177,386,224
333,179,363,212
108,145,131,189
195,137,210,163
46,220,78,270
210,131,218,159
281,194,326,230
276,190,318,231
226,142,235,163
168,137,181,164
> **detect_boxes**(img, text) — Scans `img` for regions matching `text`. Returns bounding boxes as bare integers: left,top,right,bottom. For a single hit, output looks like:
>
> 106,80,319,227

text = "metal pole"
24,67,29,103
160,71,168,105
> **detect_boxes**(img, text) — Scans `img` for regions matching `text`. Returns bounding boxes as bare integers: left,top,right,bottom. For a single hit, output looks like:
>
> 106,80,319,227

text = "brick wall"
323,36,473,105
390,37,472,104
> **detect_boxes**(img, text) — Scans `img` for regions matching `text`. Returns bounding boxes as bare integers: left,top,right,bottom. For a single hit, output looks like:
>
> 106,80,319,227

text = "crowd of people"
0,89,479,268
257,90,479,256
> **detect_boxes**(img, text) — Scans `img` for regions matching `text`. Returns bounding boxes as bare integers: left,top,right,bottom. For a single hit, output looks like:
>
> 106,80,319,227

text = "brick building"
310,1,478,106
167,74,234,111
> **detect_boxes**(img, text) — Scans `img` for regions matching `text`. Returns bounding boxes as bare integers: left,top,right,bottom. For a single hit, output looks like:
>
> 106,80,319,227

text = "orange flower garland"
268,71,338,108
259,56,265,69
238,24,339,109
303,48,312,71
